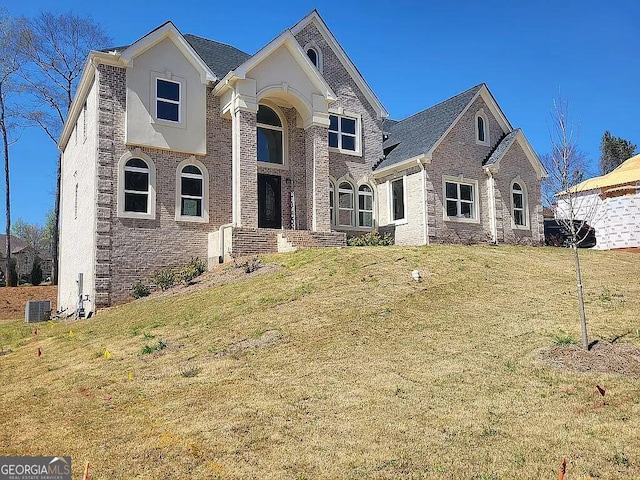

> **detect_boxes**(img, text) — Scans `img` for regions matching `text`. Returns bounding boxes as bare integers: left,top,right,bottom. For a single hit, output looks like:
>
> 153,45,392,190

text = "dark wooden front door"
258,174,281,229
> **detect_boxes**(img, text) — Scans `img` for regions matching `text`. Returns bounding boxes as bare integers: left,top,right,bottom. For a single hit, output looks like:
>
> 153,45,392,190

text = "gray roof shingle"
483,129,520,167
377,84,484,170
183,34,251,79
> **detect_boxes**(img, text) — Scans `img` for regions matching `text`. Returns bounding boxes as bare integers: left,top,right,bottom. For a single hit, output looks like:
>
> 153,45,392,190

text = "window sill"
176,215,209,224
475,139,490,147
333,225,375,232
444,216,480,225
153,117,186,130
118,211,155,220
329,147,362,157
512,224,530,231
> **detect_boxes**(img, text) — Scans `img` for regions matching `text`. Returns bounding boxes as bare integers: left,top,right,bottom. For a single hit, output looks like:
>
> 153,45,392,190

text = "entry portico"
213,31,337,233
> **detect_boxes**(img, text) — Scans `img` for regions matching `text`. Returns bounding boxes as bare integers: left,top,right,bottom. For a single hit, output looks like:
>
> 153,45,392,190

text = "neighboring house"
556,154,640,250
57,10,546,315
0,234,51,282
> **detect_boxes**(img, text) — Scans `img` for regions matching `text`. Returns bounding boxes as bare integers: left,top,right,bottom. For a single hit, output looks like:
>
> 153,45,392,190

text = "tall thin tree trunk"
0,82,11,287
573,244,589,349
52,151,61,285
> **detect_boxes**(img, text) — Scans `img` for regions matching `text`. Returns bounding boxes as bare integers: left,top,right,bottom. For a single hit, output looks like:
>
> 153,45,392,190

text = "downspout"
417,159,429,245
486,169,498,244
218,222,234,263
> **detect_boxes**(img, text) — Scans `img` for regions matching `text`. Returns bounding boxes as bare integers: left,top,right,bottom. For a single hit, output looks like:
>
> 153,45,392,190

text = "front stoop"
230,228,346,258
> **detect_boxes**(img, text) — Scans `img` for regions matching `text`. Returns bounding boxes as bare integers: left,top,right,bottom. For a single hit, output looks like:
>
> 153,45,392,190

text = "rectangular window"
156,78,181,122
328,114,358,152
444,179,477,221
391,178,405,222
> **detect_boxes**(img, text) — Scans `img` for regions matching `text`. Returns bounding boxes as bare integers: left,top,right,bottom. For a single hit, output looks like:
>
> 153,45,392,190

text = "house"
556,154,640,249
57,10,546,315
0,234,51,283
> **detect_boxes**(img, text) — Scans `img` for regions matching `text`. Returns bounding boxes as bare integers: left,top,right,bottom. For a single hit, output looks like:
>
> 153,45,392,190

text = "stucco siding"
126,37,207,155
58,79,98,315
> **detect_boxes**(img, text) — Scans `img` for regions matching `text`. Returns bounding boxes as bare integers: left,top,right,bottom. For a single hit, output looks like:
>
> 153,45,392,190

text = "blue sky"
3,0,639,228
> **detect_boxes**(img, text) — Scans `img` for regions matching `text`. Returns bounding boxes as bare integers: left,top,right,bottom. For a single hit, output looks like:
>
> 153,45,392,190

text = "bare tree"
0,10,22,287
542,97,596,350
17,12,111,284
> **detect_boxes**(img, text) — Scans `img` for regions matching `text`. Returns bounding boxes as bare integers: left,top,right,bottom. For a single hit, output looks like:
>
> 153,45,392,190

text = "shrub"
131,281,151,299
30,257,43,286
141,339,167,355
153,268,176,291
347,231,394,247
8,258,18,287
238,256,262,273
187,257,206,275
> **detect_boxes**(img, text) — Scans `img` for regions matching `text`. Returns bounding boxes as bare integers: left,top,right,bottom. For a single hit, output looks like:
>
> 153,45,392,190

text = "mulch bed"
539,341,640,376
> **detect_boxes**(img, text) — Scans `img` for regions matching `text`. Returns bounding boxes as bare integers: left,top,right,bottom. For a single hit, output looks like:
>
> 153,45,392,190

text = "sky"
2,0,639,229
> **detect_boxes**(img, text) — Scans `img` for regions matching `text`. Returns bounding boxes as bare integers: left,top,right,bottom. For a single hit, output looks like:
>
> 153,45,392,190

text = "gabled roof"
290,10,388,120
119,22,217,83
568,154,640,193
183,34,251,80
482,128,547,179
483,129,519,167
377,84,483,170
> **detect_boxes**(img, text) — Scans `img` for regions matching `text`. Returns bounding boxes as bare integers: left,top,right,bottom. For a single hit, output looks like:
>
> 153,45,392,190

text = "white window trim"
337,179,355,227
510,177,530,230
328,109,362,157
175,157,210,223
329,178,336,226
303,41,323,73
257,102,288,170
152,72,186,128
357,182,375,228
475,109,490,146
442,175,480,224
117,149,156,220
388,176,408,225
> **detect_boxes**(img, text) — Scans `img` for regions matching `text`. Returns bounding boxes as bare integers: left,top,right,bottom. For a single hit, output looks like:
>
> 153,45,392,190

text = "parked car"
544,219,597,248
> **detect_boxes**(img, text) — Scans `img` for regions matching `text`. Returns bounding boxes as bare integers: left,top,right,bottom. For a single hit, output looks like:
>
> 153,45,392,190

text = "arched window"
329,181,336,226
338,181,354,227
118,150,156,219
475,110,489,145
304,43,323,72
124,158,151,214
257,105,284,165
511,180,528,228
358,184,374,227
176,159,209,222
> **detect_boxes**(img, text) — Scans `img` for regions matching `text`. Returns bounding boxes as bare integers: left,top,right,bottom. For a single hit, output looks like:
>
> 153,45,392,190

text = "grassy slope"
1,245,639,479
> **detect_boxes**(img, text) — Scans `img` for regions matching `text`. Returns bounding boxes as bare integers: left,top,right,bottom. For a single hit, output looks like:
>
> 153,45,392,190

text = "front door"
258,174,281,229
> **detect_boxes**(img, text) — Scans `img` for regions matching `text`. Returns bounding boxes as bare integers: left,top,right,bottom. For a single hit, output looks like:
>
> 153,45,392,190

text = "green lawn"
1,245,638,479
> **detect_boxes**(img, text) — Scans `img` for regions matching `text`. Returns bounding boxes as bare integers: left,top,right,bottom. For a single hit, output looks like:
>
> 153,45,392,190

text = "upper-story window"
304,42,323,72
329,113,360,155
511,180,529,229
475,110,489,146
257,105,284,165
156,78,181,122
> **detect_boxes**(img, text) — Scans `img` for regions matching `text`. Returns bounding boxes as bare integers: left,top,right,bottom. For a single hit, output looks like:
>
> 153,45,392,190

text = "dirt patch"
538,342,640,376
214,330,286,358
0,286,57,322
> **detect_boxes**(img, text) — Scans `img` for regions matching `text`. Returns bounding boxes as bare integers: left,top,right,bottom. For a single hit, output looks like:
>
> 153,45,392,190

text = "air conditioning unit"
25,300,51,323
